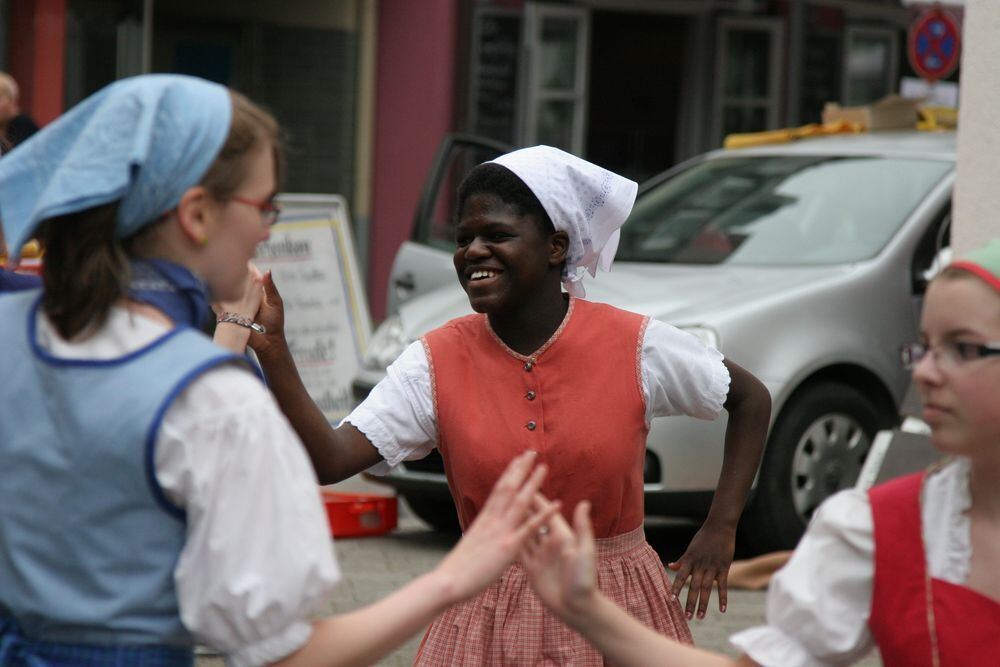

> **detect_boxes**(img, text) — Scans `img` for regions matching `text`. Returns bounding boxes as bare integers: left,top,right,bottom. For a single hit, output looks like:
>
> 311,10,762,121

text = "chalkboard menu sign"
469,8,522,144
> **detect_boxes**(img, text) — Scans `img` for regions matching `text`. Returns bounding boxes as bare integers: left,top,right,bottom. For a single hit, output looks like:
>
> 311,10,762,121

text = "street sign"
908,7,961,82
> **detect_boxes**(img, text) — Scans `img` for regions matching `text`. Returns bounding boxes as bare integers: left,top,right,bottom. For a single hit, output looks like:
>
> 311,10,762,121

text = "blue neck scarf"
128,259,212,331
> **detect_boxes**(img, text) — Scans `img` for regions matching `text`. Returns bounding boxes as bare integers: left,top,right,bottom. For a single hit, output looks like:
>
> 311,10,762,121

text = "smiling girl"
251,146,771,665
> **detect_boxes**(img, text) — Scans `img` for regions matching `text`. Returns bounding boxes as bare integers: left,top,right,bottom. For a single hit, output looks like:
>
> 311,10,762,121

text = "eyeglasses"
900,341,1000,371
231,195,281,227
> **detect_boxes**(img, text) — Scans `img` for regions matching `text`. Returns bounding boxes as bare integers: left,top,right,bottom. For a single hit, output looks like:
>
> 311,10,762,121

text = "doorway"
586,10,688,183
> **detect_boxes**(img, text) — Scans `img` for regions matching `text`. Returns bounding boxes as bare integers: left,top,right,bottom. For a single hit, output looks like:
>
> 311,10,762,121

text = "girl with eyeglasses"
0,75,556,667
520,239,1000,667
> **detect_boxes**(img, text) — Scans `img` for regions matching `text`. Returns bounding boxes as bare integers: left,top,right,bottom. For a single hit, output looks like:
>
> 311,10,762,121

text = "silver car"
355,131,954,552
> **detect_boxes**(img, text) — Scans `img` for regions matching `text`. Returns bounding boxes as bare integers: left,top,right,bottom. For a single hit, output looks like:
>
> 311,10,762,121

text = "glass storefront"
60,0,362,198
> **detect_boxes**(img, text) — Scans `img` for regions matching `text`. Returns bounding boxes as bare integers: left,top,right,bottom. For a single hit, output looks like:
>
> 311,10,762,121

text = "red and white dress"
347,296,731,665
730,457,1000,666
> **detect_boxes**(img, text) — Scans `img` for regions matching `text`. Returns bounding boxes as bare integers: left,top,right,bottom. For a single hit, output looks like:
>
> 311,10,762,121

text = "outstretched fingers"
435,453,555,603
573,501,593,553
262,269,282,304
668,560,691,602
478,451,541,519
472,451,559,553
249,270,286,353
509,461,549,516
685,570,708,620
515,495,561,544
717,570,729,614
671,562,726,619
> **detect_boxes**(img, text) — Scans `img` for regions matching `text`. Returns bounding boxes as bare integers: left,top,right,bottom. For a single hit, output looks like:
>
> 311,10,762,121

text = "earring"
197,234,208,246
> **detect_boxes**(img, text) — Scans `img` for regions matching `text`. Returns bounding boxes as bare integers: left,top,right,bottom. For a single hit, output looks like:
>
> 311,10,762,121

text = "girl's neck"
488,291,570,357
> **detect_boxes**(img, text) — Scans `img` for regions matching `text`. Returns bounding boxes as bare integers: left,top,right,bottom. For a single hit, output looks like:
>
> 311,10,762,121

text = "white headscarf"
491,145,637,297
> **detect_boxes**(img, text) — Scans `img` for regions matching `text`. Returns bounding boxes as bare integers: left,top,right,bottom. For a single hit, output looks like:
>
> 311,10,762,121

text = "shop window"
64,0,145,108
467,7,521,145
520,3,589,155
799,30,842,124
152,3,359,198
843,26,899,106
713,17,783,146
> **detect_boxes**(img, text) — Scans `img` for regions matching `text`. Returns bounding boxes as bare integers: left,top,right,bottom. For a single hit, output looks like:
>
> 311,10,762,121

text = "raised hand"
521,499,597,622
248,269,286,359
212,262,264,353
213,261,264,319
434,451,559,603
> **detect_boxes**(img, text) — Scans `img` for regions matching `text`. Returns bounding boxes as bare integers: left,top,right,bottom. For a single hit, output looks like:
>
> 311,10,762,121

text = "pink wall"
33,0,66,124
369,0,459,320
8,0,66,125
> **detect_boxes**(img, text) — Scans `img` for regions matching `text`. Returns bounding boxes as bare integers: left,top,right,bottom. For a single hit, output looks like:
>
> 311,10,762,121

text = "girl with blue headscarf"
0,75,555,667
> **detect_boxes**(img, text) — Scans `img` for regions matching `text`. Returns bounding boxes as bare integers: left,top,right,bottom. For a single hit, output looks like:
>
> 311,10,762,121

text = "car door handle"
395,273,415,291
394,272,415,299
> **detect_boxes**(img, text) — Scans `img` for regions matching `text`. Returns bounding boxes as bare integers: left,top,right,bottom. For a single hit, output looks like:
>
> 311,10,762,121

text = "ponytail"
37,202,128,340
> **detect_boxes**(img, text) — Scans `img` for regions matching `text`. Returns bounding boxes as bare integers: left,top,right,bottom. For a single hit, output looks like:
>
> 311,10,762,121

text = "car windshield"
617,155,952,265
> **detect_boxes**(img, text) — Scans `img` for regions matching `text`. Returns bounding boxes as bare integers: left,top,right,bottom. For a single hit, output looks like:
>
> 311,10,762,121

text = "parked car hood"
397,262,855,337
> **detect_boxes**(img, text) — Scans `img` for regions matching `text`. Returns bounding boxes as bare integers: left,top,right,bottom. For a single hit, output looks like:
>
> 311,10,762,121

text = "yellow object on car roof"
917,107,958,131
723,120,863,150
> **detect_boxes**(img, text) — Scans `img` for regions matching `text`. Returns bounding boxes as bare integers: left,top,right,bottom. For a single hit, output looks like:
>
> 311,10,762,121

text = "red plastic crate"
15,258,42,275
0,257,41,275
322,491,398,538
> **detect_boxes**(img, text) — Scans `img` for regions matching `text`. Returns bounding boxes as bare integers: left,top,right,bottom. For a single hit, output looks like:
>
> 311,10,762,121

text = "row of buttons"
525,360,537,430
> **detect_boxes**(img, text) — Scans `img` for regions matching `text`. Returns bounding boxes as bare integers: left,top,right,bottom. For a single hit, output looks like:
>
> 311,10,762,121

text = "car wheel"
740,381,892,554
401,494,461,533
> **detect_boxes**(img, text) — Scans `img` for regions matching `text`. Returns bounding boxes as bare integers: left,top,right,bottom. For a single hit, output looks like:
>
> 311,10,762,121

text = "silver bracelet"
216,311,266,334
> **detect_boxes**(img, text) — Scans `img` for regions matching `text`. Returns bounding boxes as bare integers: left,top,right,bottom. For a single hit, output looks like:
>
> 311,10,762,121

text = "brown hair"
39,90,284,340
200,91,285,200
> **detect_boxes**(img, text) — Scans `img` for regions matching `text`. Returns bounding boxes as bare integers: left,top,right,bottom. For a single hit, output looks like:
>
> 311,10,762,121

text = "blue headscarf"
0,74,231,262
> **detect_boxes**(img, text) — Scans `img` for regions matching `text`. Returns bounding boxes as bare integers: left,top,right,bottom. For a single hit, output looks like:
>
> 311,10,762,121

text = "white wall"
954,0,1000,253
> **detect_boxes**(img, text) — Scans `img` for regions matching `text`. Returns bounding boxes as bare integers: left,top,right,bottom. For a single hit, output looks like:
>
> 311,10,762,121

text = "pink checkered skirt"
413,525,691,666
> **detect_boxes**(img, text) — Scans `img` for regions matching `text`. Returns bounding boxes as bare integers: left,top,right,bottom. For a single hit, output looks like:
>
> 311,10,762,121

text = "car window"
618,155,952,265
417,142,509,251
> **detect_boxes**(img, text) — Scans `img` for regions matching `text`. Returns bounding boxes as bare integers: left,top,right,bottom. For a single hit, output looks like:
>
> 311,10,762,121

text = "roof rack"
724,103,957,150
723,121,862,150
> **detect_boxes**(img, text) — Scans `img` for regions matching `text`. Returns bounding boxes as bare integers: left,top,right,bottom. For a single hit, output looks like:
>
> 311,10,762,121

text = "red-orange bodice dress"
414,298,691,666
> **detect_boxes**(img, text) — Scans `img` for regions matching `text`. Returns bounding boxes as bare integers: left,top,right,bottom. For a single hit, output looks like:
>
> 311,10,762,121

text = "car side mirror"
913,246,953,294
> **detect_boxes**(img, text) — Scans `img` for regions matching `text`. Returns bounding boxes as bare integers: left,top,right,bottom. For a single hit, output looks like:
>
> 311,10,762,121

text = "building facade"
1,0,961,317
